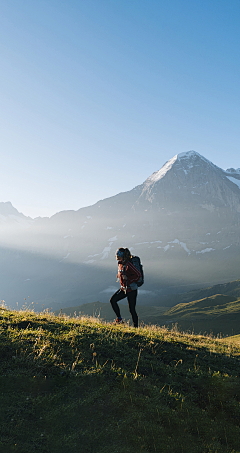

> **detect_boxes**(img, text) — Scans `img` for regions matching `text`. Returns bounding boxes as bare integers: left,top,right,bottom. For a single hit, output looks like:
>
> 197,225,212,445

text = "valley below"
2,151,240,331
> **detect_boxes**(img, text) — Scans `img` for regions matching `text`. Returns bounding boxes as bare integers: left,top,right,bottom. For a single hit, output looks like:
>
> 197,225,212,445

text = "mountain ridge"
2,150,240,309
3,150,240,218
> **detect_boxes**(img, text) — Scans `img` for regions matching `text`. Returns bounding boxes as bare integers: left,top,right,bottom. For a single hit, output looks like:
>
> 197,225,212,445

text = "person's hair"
123,248,132,262
115,248,125,260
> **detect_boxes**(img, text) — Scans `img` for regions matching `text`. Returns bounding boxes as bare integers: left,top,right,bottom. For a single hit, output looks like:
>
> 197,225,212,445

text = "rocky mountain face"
1,151,240,310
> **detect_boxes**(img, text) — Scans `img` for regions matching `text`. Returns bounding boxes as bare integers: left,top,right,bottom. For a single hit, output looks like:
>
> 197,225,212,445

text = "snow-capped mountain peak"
2,149,240,309
144,150,217,187
145,154,178,185
177,150,214,166
178,150,200,159
176,150,220,175
136,150,240,214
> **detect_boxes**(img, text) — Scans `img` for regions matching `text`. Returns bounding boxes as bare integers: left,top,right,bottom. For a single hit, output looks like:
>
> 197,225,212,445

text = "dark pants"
110,289,138,328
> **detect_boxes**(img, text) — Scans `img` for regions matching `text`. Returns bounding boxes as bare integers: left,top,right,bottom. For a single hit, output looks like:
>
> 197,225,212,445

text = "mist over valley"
2,151,240,314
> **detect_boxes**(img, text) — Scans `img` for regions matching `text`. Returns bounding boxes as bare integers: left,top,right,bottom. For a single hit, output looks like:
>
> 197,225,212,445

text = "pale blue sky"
1,0,240,217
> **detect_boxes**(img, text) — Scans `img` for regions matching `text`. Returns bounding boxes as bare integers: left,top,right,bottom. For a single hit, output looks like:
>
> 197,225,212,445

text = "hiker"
110,248,141,328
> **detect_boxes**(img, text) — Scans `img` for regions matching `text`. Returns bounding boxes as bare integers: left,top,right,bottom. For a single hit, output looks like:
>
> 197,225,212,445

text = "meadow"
57,293,240,337
1,305,240,452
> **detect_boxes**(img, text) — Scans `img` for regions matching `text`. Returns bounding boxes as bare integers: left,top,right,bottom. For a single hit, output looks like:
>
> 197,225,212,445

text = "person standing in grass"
110,248,141,328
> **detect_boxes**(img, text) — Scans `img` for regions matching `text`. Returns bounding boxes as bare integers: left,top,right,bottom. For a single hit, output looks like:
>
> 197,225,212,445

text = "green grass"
1,306,240,452
55,301,168,325
57,294,240,336
160,295,240,336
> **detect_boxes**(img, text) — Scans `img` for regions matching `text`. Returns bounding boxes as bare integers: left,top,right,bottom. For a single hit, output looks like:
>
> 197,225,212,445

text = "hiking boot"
113,317,124,325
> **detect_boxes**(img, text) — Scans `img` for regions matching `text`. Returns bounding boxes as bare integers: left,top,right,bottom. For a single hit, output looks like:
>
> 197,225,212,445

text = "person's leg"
110,289,126,319
127,290,138,327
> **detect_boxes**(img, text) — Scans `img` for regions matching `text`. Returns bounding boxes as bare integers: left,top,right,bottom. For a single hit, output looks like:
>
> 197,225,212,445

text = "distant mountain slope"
0,201,33,228
160,278,240,306
164,294,239,318
2,150,240,309
160,294,240,336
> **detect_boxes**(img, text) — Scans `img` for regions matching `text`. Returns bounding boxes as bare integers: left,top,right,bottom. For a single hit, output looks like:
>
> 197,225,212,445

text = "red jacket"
117,260,141,292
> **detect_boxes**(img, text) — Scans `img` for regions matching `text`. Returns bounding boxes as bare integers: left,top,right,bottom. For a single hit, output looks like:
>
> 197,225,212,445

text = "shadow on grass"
1,308,240,452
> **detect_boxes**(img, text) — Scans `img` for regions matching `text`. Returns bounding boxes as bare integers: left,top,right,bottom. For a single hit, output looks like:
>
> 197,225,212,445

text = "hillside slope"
1,307,240,452
161,278,240,307
160,294,240,336
58,288,240,336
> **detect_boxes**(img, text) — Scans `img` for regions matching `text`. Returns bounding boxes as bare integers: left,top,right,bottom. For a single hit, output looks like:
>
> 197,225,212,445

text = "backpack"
130,255,144,287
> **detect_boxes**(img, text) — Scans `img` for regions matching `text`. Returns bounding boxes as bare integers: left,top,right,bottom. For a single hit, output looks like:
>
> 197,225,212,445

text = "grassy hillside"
57,294,240,336
159,294,240,336
1,307,240,452
55,301,168,325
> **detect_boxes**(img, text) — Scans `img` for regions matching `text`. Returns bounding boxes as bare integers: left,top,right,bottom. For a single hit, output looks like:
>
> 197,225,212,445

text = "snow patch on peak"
177,151,213,167
178,150,200,159
145,154,178,185
144,151,217,186
226,176,240,190
196,248,215,254
169,239,191,255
